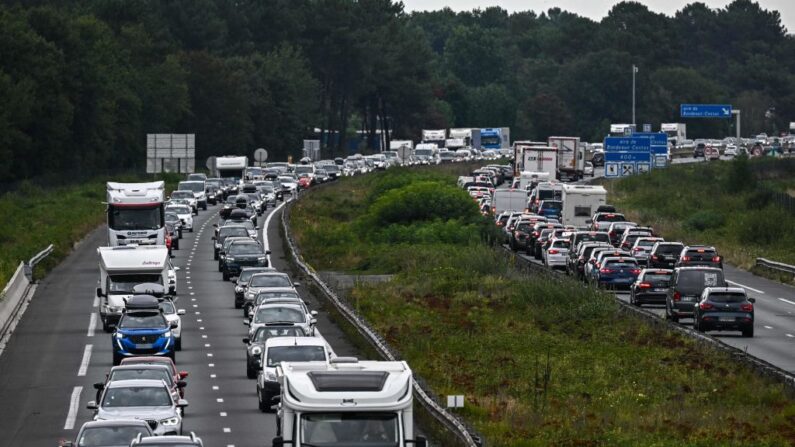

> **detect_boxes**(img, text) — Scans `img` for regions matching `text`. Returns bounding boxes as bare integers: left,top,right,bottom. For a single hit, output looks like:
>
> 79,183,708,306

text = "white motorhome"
96,245,171,332
106,181,166,247
413,143,439,165
215,155,248,179
560,184,607,228
272,358,427,447
492,189,528,215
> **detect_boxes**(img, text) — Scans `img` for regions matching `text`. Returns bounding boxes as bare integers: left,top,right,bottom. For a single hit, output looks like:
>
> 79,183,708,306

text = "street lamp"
632,65,639,126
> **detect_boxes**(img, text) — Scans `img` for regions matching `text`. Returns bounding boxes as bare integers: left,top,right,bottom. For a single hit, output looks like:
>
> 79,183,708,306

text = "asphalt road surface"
0,198,362,446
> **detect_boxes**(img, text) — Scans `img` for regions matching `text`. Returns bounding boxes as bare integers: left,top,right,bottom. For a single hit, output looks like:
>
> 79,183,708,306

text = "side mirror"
86,401,98,410
170,321,178,329
310,310,318,317
293,282,301,287
176,380,187,388
211,236,216,240
243,319,250,326
266,250,272,255
179,371,189,379
271,395,281,404
271,437,285,447
174,266,180,272
177,399,189,408
414,436,428,447
61,442,75,447
242,338,250,344
96,288,104,298
213,223,218,228
310,318,317,326
748,297,756,303
177,309,186,316
93,383,104,390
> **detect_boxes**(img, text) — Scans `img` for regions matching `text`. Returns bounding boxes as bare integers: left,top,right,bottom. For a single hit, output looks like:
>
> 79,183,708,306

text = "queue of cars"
474,165,756,339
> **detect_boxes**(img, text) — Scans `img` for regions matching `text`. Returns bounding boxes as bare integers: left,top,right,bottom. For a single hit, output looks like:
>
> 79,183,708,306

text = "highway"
0,198,362,446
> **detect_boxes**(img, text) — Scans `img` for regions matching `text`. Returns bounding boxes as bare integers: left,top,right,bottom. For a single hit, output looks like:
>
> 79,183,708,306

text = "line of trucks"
513,136,587,181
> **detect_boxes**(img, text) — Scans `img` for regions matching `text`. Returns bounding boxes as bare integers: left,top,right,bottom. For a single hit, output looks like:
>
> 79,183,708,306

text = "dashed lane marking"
63,386,83,430
77,345,93,376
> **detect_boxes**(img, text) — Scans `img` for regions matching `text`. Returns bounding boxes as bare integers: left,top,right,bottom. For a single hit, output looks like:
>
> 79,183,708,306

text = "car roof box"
125,295,160,310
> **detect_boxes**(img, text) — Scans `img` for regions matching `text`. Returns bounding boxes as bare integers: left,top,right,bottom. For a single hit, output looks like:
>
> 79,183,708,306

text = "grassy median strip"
604,156,795,270
0,174,180,288
292,167,795,446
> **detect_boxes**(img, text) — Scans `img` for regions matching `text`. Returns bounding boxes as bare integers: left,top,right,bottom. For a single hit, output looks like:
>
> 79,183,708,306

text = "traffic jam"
468,139,756,340
65,157,427,447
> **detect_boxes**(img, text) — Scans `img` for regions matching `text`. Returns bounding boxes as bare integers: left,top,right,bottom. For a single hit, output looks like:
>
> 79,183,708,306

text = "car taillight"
699,302,714,310
633,247,643,252
712,256,721,263
651,255,658,260
681,256,691,262
600,268,613,274
496,221,503,226
532,231,539,237
638,282,652,289
630,269,641,275
740,303,753,312
548,249,559,254
609,231,615,236
673,291,681,302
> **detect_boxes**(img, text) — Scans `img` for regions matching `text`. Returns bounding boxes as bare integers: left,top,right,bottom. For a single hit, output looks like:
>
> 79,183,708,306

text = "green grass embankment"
0,174,180,287
291,166,795,446
604,156,795,271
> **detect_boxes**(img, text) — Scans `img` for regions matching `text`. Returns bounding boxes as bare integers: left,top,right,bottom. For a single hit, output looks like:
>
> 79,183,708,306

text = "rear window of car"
516,223,531,232
643,273,671,285
605,261,638,269
656,244,684,254
597,214,625,222
686,249,717,259
542,201,562,210
575,233,610,246
675,270,725,293
709,293,746,303
551,240,570,248
638,239,661,247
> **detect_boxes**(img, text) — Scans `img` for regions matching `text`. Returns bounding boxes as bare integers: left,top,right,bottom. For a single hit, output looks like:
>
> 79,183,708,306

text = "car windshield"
537,189,558,200
266,346,326,367
78,426,151,447
254,326,305,342
159,301,175,315
301,413,398,445
108,274,163,294
250,275,291,288
171,191,193,199
165,213,179,222
167,205,190,215
515,223,531,232
256,291,299,304
676,270,725,294
415,149,432,156
118,312,167,329
254,307,305,324
178,182,204,193
638,239,660,247
295,166,314,174
109,368,172,384
220,227,250,238
709,293,747,303
229,243,262,255
101,386,172,407
108,205,163,231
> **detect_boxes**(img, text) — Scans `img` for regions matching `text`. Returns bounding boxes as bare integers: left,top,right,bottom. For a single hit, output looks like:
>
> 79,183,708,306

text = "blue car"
537,200,562,220
595,256,641,289
113,295,175,365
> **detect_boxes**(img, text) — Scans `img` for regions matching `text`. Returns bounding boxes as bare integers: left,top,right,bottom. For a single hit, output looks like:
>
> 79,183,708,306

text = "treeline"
0,0,792,182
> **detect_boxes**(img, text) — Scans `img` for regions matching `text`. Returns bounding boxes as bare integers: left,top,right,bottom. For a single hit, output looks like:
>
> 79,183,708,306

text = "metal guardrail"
1,244,53,356
281,197,484,447
24,244,54,281
756,257,795,275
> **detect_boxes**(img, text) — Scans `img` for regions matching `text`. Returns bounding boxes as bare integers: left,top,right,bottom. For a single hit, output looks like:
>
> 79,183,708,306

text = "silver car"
87,379,188,436
245,303,316,339
543,238,570,269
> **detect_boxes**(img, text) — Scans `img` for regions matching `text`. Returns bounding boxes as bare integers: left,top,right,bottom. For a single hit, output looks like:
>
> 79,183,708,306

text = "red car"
298,176,312,189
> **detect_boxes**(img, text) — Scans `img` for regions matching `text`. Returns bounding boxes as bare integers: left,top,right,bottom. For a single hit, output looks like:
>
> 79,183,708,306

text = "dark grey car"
665,267,726,323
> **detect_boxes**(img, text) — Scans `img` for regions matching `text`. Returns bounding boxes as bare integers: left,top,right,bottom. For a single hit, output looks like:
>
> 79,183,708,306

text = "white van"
492,189,528,214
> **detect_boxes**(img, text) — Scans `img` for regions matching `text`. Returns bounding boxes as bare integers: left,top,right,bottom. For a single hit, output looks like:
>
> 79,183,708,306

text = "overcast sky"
402,0,794,34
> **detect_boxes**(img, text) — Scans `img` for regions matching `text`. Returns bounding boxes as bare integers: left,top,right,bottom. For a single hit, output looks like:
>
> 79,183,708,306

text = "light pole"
632,65,638,127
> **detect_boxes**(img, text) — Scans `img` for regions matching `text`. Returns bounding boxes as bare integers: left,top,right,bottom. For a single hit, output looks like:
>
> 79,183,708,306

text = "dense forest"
0,0,793,182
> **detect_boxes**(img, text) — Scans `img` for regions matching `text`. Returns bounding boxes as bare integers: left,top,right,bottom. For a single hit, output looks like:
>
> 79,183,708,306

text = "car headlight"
160,417,180,426
115,332,124,339
235,286,243,293
164,330,172,338
251,346,262,356
246,292,255,299
226,256,235,262
265,370,277,381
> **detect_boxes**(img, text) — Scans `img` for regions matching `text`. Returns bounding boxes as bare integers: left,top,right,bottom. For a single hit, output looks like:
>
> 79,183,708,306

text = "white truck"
96,245,171,332
560,184,607,228
421,129,447,148
492,189,528,215
516,171,552,191
413,143,439,165
272,358,427,447
548,136,584,181
214,155,248,179
449,128,481,150
389,140,414,165
661,123,687,147
609,124,635,137
513,142,557,178
106,181,166,247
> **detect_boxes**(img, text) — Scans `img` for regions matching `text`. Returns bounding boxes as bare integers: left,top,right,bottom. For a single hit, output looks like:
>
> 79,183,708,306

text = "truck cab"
107,182,165,247
273,358,427,447
97,246,171,332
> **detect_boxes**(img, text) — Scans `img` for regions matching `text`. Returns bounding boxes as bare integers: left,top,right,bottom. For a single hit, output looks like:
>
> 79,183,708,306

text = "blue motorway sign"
680,104,732,119
604,137,651,152
604,152,651,178
632,132,669,168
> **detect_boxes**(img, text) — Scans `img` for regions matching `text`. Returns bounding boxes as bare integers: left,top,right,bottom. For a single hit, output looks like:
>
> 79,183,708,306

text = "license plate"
682,296,695,302
136,344,153,349
719,317,735,322
654,288,666,292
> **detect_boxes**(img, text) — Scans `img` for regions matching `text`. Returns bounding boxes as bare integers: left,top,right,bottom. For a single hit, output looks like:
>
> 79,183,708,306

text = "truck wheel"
189,227,194,233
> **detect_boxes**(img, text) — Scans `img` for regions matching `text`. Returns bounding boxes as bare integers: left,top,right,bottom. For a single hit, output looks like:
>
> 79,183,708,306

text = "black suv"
665,267,726,323
220,240,269,281
648,242,684,269
675,245,723,269
694,142,706,158
630,269,672,306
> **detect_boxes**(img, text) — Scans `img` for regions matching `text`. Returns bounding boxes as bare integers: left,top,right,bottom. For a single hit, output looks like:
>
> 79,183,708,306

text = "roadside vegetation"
605,156,795,271
0,174,180,287
291,167,795,446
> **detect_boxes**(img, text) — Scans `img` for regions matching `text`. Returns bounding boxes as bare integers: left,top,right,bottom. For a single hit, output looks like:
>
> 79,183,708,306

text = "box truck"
548,136,584,181
513,142,557,178
421,129,447,148
449,128,481,150
661,123,687,147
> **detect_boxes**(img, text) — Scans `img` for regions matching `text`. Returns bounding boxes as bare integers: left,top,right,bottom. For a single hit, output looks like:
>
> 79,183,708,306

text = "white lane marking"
212,385,219,390
207,353,213,357
197,319,202,322
764,325,774,329
87,313,97,337
209,363,215,367
92,296,99,308
200,327,205,330
190,292,195,296
220,411,227,416
63,386,83,429
204,344,211,347
262,200,289,264
726,280,765,294
787,334,794,338
223,428,231,433
217,398,224,403
192,304,198,308
210,374,216,378
779,298,795,306
77,345,93,376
